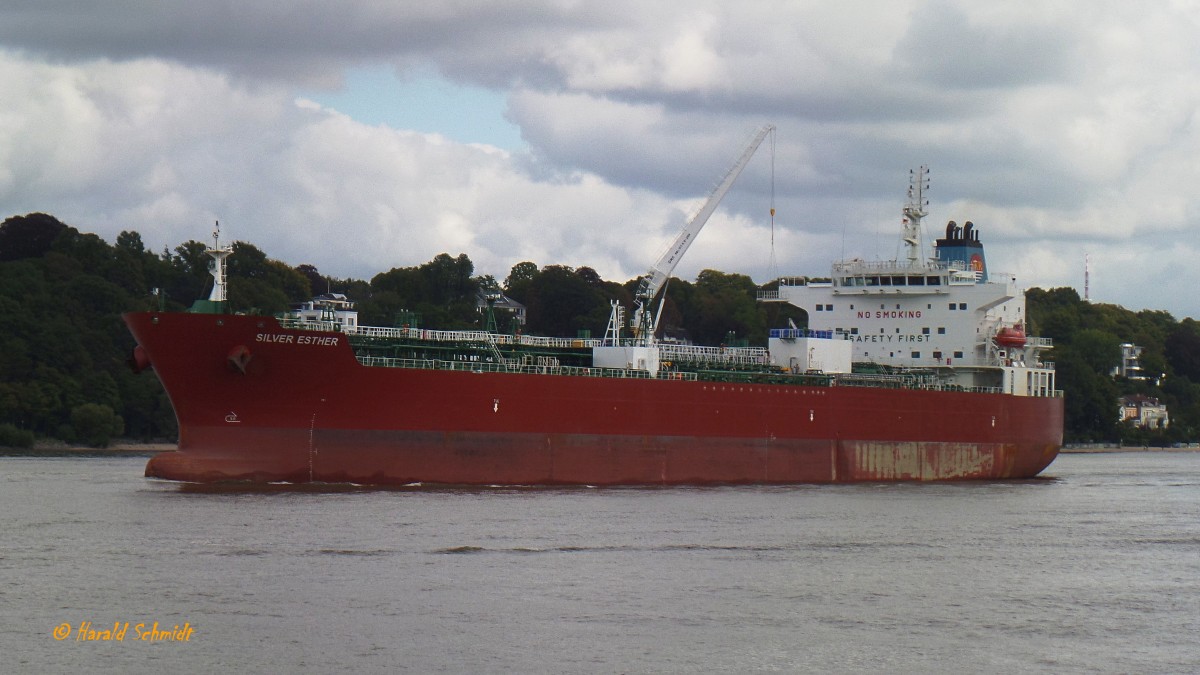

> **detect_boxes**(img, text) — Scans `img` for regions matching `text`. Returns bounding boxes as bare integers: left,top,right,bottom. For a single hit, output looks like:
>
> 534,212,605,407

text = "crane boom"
632,124,775,344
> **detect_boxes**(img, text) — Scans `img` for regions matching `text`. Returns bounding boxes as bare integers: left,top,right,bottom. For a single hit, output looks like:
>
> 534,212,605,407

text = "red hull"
125,312,1063,485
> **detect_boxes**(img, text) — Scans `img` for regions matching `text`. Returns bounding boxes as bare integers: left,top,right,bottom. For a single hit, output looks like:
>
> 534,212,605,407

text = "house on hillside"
1118,394,1169,429
476,290,526,329
1111,343,1147,380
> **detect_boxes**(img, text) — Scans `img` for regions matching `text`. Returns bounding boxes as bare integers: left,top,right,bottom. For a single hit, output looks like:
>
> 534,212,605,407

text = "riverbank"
0,440,175,456
1061,444,1200,453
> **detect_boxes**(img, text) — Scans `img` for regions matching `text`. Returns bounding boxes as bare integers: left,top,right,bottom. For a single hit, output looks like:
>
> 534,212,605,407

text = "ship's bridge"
828,259,982,293
759,263,1004,303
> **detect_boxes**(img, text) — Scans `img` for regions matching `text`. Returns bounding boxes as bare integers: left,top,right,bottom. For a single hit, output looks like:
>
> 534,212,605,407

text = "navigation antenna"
902,166,929,266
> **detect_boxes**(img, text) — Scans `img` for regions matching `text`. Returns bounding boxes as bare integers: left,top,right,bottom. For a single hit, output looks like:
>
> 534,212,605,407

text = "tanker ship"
125,136,1062,485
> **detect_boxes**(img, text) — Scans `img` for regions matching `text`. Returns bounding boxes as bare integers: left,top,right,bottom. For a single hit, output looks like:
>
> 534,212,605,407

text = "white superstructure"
760,167,1056,397
288,293,359,330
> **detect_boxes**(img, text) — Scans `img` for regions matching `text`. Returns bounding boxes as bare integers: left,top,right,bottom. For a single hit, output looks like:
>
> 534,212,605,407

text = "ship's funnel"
934,219,988,281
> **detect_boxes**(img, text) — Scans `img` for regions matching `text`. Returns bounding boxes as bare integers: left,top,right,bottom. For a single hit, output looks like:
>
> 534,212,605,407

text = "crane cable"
768,127,778,282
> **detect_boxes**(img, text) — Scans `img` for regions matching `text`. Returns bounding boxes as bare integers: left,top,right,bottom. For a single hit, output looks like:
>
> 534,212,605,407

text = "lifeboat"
994,325,1027,348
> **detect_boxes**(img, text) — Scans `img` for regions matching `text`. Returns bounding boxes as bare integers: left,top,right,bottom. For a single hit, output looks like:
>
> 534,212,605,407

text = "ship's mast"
902,166,929,266
206,221,233,303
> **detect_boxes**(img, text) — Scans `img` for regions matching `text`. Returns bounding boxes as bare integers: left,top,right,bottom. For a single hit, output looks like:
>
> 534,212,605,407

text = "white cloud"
0,52,691,287
2,0,1200,321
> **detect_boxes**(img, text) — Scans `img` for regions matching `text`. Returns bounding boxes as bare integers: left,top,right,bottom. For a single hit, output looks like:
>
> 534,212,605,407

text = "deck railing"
355,355,699,381
288,318,1063,397
352,354,1062,397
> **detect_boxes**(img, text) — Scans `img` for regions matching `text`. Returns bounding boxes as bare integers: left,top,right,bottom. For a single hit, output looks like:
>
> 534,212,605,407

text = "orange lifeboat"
994,325,1027,348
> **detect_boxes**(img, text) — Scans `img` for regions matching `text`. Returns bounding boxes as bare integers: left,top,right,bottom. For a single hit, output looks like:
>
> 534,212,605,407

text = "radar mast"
901,166,929,266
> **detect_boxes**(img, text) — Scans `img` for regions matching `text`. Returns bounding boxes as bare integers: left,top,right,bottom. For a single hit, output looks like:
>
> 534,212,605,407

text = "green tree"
1166,319,1200,381
109,230,155,296
1054,350,1119,443
218,242,312,313
523,266,596,337
296,263,325,295
684,270,766,346
227,277,291,315
503,261,539,303
652,278,695,342
1026,286,1200,441
365,253,480,329
71,403,124,448
1026,287,1083,340
0,423,35,448
164,240,212,304
1068,328,1121,375
0,213,68,261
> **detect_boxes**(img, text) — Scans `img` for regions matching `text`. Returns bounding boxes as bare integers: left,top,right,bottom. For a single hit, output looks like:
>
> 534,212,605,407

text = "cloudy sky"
2,1,1198,319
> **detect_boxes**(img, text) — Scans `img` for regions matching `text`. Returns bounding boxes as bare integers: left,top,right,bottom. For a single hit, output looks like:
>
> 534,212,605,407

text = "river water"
3,451,1198,674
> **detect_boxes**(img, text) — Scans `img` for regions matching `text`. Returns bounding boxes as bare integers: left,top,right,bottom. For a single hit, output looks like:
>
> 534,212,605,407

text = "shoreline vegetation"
0,440,175,455
4,213,1200,450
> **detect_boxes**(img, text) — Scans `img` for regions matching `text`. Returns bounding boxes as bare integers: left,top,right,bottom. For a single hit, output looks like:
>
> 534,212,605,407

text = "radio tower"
1084,253,1090,302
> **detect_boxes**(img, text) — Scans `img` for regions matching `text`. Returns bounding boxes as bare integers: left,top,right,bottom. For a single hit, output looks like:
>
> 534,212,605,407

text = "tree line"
1,212,1197,447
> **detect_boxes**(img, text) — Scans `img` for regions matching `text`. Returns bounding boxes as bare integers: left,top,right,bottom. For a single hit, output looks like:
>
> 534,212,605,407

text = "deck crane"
628,124,775,346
